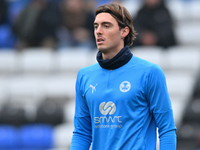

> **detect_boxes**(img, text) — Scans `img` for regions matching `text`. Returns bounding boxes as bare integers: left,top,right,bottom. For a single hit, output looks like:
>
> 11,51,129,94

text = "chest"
83,69,148,114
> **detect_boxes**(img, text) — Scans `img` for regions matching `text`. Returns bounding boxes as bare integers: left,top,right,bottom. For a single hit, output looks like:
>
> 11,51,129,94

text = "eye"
105,24,109,28
94,25,98,29
94,26,97,29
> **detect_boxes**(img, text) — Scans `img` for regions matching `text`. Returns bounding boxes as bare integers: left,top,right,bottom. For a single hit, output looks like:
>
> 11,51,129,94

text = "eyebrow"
93,21,113,26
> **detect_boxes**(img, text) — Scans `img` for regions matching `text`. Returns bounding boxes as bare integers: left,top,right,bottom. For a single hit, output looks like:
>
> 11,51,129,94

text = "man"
132,0,177,48
70,2,176,150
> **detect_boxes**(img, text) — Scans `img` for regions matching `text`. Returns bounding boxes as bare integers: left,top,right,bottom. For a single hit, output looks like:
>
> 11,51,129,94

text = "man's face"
94,13,124,53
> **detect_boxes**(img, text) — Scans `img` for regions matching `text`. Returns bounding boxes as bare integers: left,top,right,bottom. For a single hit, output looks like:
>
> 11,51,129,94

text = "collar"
96,45,133,70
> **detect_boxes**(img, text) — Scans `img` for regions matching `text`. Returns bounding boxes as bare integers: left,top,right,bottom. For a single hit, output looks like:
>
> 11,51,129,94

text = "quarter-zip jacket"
70,46,176,150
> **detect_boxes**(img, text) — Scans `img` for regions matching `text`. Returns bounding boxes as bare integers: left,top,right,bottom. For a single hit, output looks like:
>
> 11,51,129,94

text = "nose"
95,26,102,35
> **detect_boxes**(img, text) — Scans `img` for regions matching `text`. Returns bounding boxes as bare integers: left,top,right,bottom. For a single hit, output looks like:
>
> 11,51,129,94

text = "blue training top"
70,55,176,150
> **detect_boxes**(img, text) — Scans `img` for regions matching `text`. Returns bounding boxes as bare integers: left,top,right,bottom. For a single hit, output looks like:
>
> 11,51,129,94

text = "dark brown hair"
95,2,137,46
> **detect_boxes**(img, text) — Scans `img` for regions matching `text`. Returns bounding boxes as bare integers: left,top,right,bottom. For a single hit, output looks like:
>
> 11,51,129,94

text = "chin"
97,45,107,52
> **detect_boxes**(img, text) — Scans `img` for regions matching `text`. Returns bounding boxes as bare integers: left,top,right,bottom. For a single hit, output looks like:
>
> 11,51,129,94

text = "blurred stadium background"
0,0,200,149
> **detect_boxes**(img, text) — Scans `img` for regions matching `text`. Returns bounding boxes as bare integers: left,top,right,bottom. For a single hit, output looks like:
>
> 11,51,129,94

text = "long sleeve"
146,65,177,150
70,71,92,150
160,128,177,150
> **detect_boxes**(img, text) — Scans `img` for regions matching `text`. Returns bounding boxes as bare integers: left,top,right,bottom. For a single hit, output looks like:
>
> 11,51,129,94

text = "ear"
121,26,130,39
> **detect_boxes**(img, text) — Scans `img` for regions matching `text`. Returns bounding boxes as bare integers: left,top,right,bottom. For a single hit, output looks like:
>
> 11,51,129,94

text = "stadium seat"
170,95,186,128
45,148,68,150
179,0,200,21
19,124,54,149
54,50,89,73
0,50,18,74
165,71,196,128
166,0,200,22
0,125,19,148
7,75,45,105
63,100,75,123
121,0,141,18
175,22,200,46
183,99,200,123
0,24,16,48
0,77,8,106
43,74,76,99
131,46,165,68
166,1,186,22
10,148,46,150
177,140,198,150
165,46,200,76
35,101,64,126
0,103,27,126
176,122,199,150
18,48,55,74
53,123,74,149
193,74,200,99
165,71,195,97
86,50,98,66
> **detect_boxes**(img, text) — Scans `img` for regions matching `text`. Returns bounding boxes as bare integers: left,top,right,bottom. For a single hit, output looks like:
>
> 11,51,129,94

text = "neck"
96,45,133,70
101,44,124,60
102,50,120,60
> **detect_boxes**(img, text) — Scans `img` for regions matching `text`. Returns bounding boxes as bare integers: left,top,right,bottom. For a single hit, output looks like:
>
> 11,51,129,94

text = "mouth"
97,37,105,45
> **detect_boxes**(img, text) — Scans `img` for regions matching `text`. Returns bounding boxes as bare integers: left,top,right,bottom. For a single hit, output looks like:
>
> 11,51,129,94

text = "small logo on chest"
90,83,98,93
119,81,131,92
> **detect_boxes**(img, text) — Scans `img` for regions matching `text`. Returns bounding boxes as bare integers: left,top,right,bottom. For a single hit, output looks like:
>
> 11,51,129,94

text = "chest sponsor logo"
99,101,116,115
119,81,131,92
94,101,122,129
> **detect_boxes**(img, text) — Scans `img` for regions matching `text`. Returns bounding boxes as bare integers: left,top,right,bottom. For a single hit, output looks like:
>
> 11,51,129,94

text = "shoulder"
77,63,100,78
130,55,164,76
131,55,160,69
